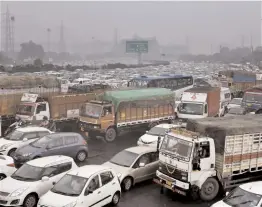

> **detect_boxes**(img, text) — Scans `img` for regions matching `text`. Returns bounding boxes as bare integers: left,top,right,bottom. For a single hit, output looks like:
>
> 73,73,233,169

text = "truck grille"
158,161,185,180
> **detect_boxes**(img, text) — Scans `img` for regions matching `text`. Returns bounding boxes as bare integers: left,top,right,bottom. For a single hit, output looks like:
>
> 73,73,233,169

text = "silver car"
103,146,159,191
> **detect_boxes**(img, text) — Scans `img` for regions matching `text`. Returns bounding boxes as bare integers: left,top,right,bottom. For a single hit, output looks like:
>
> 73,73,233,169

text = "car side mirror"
84,189,93,196
23,138,28,142
139,163,145,167
41,176,49,182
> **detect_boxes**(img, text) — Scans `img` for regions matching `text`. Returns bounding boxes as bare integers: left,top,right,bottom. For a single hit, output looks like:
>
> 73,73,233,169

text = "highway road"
81,132,217,207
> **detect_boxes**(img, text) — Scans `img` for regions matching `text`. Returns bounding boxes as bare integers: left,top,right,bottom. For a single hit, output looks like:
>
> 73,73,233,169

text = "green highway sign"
126,40,148,53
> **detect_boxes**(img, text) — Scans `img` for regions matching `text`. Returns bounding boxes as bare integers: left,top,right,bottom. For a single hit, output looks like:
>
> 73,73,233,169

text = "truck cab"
16,93,50,122
155,128,216,199
79,101,115,137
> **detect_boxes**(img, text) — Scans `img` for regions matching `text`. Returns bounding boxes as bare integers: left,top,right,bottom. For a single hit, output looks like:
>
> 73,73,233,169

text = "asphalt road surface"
81,132,217,207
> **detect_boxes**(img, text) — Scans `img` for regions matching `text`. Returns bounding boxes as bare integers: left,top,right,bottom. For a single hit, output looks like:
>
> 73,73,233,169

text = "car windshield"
228,108,246,115
178,103,204,115
11,163,49,181
110,150,138,167
30,135,52,148
147,127,168,136
4,130,24,141
230,99,242,105
81,104,102,118
223,186,262,207
243,93,262,103
51,174,88,197
160,135,193,162
17,104,34,116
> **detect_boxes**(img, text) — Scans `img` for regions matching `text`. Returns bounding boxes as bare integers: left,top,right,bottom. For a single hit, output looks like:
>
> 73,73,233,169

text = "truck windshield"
178,103,204,115
223,186,262,207
243,93,262,103
17,104,35,116
81,104,102,118
160,135,193,162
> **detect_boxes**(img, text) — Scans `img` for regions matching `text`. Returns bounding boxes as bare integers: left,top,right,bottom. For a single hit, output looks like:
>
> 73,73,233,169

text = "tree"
18,41,45,60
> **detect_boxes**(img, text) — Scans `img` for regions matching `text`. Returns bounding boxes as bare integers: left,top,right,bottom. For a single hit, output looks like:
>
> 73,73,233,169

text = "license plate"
166,181,172,186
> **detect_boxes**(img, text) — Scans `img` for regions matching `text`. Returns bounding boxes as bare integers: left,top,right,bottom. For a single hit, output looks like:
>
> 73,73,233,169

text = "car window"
23,133,38,140
133,153,151,168
42,165,59,177
64,136,78,145
100,171,114,186
57,162,72,174
87,175,100,192
47,138,63,149
38,131,50,137
149,152,159,162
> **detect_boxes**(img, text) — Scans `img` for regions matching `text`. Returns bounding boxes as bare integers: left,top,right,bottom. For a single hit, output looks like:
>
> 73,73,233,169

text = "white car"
212,181,262,207
0,126,52,158
0,155,78,207
137,124,181,148
0,155,16,180
37,165,121,207
227,98,242,110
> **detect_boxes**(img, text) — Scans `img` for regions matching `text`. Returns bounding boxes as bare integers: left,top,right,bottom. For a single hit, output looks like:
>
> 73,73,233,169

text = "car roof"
68,165,111,178
27,155,74,167
125,146,157,154
16,126,50,133
240,181,262,194
45,132,82,138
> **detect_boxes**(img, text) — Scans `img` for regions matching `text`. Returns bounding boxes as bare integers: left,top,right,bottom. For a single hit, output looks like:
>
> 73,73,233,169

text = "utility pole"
59,20,66,53
47,28,51,53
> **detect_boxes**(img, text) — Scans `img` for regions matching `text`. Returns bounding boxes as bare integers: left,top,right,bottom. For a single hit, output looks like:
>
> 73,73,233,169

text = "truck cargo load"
79,88,176,142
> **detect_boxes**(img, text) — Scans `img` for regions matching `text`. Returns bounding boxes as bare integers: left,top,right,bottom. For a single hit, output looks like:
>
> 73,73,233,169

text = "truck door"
35,103,49,121
101,106,114,130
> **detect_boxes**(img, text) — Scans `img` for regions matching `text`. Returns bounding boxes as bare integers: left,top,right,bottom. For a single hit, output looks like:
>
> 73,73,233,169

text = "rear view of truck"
177,87,220,121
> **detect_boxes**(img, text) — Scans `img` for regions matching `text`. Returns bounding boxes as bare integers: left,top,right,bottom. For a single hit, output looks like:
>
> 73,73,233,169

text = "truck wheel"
199,177,219,201
105,128,117,142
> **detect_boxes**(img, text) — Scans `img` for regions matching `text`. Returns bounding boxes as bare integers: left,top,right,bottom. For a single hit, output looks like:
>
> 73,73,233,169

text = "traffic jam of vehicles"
1,69,262,207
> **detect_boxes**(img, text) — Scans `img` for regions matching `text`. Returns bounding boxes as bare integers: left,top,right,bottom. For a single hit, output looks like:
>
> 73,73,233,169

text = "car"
0,155,16,180
0,155,78,207
137,124,181,148
212,181,262,207
103,146,159,191
227,98,242,110
0,126,52,158
13,132,88,168
37,165,121,207
224,107,247,117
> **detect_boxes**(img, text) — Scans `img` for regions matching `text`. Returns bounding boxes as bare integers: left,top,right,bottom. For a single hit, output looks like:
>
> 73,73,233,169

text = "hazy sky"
1,1,261,54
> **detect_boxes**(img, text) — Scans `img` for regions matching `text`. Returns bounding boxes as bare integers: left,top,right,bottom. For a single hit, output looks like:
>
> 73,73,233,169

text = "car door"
147,152,159,178
99,171,116,206
82,174,103,207
44,137,65,156
63,135,78,157
131,153,152,183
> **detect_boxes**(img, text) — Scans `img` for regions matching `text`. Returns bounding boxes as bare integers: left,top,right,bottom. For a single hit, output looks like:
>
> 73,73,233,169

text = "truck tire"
105,128,117,142
199,177,219,201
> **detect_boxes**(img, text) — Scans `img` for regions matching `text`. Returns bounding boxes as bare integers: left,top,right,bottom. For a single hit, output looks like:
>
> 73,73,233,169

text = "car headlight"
22,153,32,157
0,143,13,150
63,201,77,207
10,187,29,197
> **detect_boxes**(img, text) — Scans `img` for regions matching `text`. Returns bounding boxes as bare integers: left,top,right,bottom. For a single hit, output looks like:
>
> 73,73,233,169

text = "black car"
13,132,88,168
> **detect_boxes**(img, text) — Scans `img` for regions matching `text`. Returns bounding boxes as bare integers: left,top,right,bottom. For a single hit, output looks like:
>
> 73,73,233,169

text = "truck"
176,87,230,122
78,88,176,142
242,85,262,114
153,115,262,201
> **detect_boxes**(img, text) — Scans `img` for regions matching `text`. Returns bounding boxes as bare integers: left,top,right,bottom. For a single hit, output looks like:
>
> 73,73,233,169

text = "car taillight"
82,140,87,145
7,163,15,167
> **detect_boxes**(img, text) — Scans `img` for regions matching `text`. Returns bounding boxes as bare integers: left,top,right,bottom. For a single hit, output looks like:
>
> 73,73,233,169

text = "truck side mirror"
204,104,208,113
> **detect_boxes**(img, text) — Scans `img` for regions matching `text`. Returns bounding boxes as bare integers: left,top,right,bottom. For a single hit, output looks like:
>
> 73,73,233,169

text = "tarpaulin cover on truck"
102,88,175,110
186,115,262,154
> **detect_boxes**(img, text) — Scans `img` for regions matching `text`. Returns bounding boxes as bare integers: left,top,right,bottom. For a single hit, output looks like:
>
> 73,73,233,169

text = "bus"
127,74,194,100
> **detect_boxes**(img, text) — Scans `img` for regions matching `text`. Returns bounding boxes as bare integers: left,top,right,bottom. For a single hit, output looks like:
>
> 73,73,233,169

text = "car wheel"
23,194,38,207
122,177,133,191
111,191,120,206
76,150,87,162
7,148,16,158
0,174,6,180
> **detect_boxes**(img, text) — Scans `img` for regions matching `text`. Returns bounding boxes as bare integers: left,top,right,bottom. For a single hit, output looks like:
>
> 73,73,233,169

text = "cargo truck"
79,88,176,142
154,115,262,201
242,85,262,114
176,87,229,122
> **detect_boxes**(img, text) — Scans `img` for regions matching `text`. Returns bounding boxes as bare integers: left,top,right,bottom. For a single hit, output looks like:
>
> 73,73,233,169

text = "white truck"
177,87,231,122
154,115,262,201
